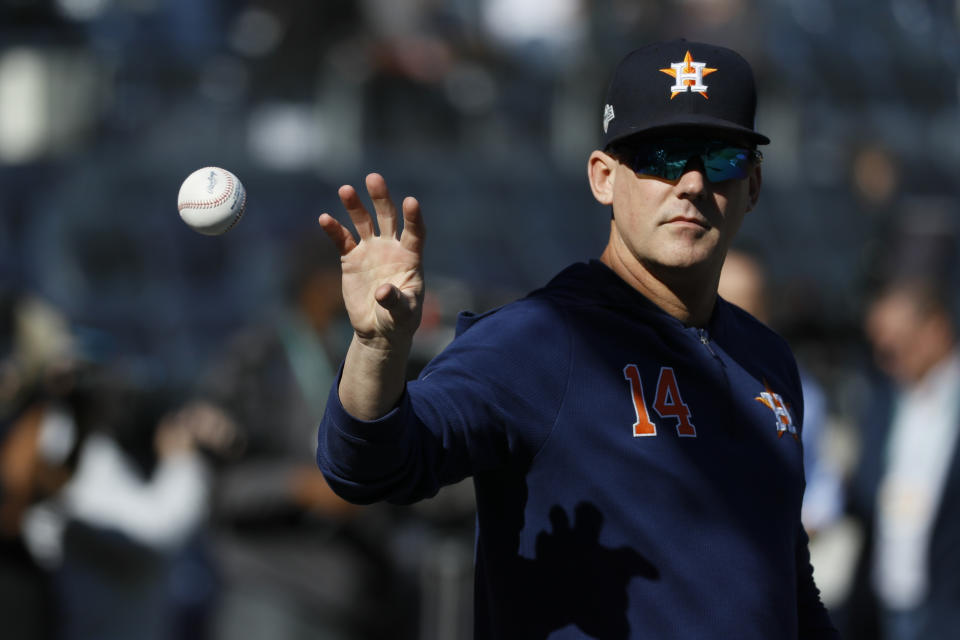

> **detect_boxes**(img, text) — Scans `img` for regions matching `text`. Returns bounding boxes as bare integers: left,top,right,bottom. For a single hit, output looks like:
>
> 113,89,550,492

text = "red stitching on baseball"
221,189,247,232
178,168,236,211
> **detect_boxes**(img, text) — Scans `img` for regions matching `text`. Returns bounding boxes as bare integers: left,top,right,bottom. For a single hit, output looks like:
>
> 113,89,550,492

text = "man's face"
599,134,761,277
865,288,950,385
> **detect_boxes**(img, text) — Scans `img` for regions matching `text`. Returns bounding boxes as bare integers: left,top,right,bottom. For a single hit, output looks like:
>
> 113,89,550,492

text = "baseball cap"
601,39,769,148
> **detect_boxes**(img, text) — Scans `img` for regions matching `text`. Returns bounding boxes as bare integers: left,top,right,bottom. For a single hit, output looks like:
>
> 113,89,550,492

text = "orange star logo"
755,380,798,441
660,51,717,100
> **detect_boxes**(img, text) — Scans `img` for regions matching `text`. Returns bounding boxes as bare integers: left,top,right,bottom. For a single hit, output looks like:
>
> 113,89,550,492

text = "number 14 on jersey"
623,364,697,438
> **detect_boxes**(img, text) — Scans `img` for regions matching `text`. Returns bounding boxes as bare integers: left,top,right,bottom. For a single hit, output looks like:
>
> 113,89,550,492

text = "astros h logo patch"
660,51,716,100
755,380,798,441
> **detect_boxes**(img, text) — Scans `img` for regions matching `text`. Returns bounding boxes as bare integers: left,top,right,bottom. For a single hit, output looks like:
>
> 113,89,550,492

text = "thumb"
375,283,402,310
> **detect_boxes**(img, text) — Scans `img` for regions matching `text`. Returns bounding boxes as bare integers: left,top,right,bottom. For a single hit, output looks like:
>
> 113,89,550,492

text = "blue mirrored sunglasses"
615,138,762,183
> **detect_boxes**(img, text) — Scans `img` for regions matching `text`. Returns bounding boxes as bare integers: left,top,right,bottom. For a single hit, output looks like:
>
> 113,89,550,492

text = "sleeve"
64,434,210,550
316,299,571,505
795,523,841,639
788,347,838,637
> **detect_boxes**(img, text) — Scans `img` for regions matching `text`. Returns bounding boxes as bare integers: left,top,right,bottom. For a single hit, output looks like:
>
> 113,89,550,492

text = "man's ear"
588,150,617,206
746,163,762,212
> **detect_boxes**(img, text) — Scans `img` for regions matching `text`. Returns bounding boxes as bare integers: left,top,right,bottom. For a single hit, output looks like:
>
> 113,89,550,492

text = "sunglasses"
614,138,762,183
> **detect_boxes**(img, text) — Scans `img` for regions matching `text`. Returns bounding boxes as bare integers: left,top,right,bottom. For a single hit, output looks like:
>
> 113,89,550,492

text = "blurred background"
2,0,960,639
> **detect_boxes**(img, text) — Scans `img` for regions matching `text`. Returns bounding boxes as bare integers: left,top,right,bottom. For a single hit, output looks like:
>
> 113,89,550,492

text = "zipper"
696,326,741,439
697,328,718,358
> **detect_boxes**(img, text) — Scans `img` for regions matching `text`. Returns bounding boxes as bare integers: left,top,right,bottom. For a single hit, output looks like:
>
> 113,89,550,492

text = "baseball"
177,166,247,235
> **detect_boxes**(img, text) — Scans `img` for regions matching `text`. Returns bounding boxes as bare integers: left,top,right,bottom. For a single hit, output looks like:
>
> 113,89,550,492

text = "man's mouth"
665,215,709,229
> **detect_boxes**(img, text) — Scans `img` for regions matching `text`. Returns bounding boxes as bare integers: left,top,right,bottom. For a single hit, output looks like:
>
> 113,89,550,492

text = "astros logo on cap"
660,51,716,100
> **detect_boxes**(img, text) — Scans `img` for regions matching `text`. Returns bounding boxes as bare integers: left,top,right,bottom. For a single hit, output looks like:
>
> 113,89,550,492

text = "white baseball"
177,167,247,235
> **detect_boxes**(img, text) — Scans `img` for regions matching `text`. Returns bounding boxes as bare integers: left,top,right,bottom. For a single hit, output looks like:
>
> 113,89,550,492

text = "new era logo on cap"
601,39,769,148
603,104,615,133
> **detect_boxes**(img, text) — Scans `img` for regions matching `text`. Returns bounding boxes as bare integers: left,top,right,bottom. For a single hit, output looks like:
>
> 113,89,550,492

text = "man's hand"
318,173,426,350
317,173,427,419
155,401,240,459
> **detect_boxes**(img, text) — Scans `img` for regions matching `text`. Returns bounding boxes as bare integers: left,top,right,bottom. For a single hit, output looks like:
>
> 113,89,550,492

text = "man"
844,277,960,640
316,40,838,638
0,290,81,640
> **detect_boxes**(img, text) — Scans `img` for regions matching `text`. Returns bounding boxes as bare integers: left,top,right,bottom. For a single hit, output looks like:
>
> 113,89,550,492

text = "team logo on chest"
659,51,716,100
755,380,798,440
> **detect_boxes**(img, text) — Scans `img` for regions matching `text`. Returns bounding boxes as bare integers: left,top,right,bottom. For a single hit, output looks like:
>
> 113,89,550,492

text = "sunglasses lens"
626,140,757,183
631,148,687,181
703,146,751,182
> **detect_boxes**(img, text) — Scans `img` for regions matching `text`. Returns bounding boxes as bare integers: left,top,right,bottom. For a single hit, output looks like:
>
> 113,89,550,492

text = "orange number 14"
623,365,697,438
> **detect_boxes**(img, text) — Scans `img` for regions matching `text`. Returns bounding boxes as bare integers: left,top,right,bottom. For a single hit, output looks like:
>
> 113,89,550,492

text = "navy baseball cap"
601,39,769,148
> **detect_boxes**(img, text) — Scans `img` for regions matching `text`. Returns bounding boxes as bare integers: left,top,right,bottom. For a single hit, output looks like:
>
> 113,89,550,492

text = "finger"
374,283,417,317
338,184,376,240
365,173,399,239
375,283,422,332
399,196,426,254
374,283,401,310
318,213,358,256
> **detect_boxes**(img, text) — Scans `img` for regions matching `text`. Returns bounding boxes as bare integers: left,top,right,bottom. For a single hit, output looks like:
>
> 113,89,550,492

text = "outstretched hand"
318,173,426,352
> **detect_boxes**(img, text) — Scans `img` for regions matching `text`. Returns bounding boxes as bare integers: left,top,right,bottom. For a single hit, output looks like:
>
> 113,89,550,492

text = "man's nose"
676,155,707,197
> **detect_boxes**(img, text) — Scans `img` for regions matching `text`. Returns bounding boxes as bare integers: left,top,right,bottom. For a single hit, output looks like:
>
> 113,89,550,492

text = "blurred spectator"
0,402,58,640
359,0,462,151
23,368,231,640
0,287,227,640
718,248,844,534
200,235,410,640
479,0,587,68
0,289,85,640
478,0,588,147
840,206,960,639
842,274,960,640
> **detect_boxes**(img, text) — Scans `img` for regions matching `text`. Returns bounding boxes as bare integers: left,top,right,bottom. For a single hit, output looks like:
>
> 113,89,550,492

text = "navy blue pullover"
317,260,839,639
